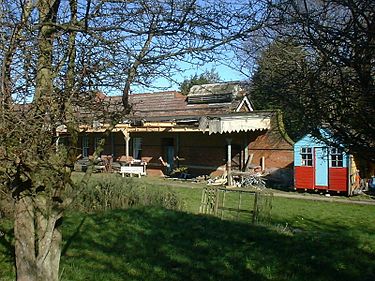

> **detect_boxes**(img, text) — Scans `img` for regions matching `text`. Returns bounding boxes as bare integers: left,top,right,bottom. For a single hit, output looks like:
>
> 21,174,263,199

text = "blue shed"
294,132,359,195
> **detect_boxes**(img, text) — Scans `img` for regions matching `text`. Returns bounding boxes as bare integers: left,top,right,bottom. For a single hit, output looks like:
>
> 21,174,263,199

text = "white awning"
199,114,271,134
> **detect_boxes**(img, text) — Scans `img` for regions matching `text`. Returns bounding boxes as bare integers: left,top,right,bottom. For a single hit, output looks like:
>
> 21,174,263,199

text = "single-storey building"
61,82,294,185
294,131,362,195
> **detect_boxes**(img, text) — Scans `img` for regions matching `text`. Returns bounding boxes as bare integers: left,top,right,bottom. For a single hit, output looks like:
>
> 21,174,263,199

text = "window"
301,147,313,166
331,148,343,167
132,138,142,159
82,135,89,158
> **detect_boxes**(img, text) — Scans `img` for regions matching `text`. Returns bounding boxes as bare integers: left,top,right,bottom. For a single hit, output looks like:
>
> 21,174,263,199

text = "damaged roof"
73,82,253,125
103,82,251,119
187,82,245,104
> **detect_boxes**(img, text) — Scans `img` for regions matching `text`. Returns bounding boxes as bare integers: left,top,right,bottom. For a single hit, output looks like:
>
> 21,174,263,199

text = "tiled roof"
105,90,244,118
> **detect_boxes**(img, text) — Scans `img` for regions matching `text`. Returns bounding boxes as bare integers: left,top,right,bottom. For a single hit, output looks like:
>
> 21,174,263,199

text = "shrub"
69,175,183,213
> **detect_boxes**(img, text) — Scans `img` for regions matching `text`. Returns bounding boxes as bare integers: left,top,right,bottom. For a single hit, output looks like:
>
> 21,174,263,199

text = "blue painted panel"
315,147,328,186
294,134,325,166
294,131,351,171
294,146,303,166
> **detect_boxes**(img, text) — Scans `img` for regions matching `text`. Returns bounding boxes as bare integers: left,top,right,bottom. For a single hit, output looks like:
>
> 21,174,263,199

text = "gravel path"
272,192,375,206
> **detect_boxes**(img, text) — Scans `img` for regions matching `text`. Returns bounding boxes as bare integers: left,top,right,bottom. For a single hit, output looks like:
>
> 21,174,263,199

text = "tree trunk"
36,223,62,281
14,194,63,281
14,196,37,281
35,196,62,281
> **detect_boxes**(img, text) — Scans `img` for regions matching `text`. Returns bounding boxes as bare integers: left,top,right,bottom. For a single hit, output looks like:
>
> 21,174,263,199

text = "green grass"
1,175,375,281
60,204,375,281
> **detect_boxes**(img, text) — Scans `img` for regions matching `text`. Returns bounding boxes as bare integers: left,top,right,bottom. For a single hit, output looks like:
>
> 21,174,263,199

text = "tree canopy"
247,0,375,160
179,69,221,95
250,39,311,141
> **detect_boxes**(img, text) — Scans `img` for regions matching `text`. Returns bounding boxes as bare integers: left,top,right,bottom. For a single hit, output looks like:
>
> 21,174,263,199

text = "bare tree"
0,1,270,280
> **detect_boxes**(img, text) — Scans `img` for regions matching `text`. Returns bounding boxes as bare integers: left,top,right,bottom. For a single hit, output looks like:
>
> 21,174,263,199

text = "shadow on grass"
60,207,375,281
0,218,15,280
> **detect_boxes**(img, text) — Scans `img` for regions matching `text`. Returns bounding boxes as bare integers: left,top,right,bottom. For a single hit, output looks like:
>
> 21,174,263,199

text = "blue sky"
132,60,250,93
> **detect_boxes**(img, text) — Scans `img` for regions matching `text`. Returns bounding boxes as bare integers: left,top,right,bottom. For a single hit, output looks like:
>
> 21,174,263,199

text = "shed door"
314,147,328,187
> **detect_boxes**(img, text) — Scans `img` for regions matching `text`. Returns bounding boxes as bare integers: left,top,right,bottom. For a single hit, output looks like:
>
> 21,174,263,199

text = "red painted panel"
329,168,348,192
295,166,314,189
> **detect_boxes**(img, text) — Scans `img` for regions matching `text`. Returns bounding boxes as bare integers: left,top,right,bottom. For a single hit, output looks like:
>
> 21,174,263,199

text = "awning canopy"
199,114,271,135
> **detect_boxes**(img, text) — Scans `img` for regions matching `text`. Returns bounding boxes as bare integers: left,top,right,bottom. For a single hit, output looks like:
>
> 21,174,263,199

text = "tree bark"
14,196,37,281
36,215,62,280
35,195,62,281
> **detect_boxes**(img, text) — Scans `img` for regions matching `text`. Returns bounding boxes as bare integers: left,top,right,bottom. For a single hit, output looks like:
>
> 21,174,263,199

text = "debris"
236,174,266,189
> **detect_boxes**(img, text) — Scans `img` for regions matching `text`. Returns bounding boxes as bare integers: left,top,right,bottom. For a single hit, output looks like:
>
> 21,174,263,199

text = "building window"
132,138,142,160
82,135,89,158
301,147,313,166
331,148,343,167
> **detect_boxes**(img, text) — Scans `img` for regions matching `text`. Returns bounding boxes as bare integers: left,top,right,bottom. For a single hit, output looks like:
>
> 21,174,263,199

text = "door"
162,138,174,174
166,146,174,174
314,147,328,188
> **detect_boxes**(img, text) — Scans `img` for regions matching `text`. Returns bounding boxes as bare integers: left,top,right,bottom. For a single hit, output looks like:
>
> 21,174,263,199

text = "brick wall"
78,123,294,179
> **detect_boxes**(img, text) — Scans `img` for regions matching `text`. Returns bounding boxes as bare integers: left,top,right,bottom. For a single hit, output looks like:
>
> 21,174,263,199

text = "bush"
69,175,183,213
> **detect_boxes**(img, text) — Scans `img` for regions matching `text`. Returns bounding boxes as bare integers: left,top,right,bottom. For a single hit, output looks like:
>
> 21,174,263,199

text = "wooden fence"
199,187,273,224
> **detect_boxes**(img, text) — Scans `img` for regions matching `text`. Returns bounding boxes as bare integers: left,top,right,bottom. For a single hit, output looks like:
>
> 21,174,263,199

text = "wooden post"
221,191,226,219
111,132,115,156
214,188,219,216
55,133,59,151
348,155,353,196
176,133,180,168
261,156,265,172
122,130,130,157
243,137,249,171
226,138,233,186
244,153,254,172
252,192,259,224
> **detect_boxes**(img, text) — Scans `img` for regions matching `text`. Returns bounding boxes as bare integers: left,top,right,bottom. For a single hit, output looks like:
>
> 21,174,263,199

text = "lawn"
1,175,375,281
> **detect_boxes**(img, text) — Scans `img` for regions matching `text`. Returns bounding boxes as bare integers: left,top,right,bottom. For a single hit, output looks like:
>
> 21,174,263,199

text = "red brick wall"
249,126,294,170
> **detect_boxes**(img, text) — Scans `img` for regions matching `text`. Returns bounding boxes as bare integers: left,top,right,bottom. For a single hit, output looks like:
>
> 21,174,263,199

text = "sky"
132,60,250,93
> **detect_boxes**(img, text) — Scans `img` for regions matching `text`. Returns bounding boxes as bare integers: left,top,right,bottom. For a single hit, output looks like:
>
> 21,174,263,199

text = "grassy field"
1,175,375,280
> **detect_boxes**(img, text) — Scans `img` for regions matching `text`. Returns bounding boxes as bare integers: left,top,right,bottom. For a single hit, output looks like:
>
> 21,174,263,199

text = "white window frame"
301,147,313,166
330,148,344,167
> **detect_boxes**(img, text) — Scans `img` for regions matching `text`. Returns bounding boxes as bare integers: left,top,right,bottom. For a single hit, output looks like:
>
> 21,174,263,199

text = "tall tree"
0,1,271,280
250,39,312,141
268,0,375,160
